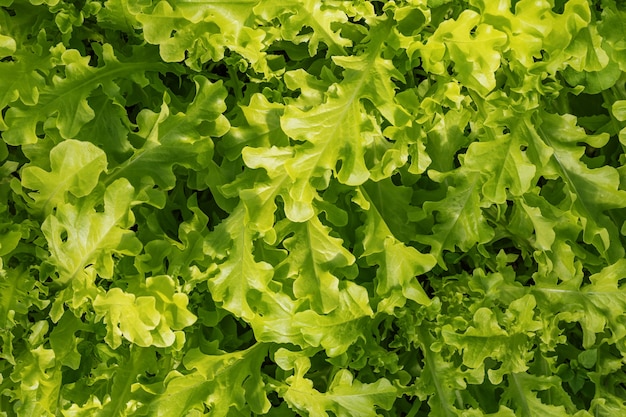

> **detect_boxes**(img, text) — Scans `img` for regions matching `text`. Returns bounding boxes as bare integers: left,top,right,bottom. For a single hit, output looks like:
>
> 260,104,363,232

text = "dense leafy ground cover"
1,0,626,415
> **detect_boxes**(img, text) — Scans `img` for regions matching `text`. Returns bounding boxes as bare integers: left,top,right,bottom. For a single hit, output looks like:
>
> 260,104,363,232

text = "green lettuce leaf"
277,353,396,417
21,139,107,216
142,344,270,416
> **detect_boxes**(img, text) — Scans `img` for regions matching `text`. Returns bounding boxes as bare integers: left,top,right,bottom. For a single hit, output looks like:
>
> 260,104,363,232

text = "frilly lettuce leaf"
253,0,376,57
2,44,165,145
240,20,408,223
42,178,141,286
353,180,435,310
275,216,355,314
135,0,268,72
464,122,536,205
204,204,274,322
417,170,495,266
105,76,229,206
276,353,396,417
293,281,374,358
532,112,626,262
420,10,507,96
93,275,196,349
21,139,107,216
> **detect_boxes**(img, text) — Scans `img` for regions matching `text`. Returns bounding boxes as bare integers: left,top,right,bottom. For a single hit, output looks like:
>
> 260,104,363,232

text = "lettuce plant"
1,0,626,416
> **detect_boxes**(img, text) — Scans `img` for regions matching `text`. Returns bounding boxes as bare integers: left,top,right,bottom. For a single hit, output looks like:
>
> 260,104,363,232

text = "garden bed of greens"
1,0,626,415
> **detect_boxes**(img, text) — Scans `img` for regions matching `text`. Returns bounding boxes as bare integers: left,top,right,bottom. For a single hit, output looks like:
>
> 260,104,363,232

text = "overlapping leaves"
1,0,626,416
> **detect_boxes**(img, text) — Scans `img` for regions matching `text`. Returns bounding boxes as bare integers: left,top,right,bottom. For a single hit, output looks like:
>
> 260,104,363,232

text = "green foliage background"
1,0,626,415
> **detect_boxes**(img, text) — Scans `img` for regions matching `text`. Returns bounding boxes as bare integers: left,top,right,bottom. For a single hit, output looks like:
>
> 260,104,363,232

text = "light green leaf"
374,238,435,309
540,0,591,72
503,373,572,417
417,170,495,266
185,344,270,416
254,0,353,56
98,0,140,32
0,58,45,131
96,347,157,417
562,61,622,94
283,93,369,182
140,370,209,417
49,312,82,370
93,288,160,348
221,93,288,161
533,259,626,348
294,282,374,357
280,356,396,417
598,6,626,71
424,108,473,172
144,344,270,417
144,275,197,331
0,266,49,333
275,216,355,314
471,0,548,69
565,25,610,72
3,44,160,145
0,34,15,58
98,276,196,350
106,76,228,199
612,100,626,122
205,204,274,321
42,178,142,288
353,181,435,309
247,290,307,347
21,140,107,216
513,192,583,281
357,179,420,246
82,95,134,164
136,0,268,72
534,112,626,262
10,346,60,417
242,21,406,222
512,198,556,251
0,227,20,257
464,125,536,204
412,326,465,417
421,10,507,95
443,308,509,369
241,145,314,222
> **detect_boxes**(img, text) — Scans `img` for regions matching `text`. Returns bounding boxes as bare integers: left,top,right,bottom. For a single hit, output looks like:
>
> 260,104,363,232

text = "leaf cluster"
1,0,626,416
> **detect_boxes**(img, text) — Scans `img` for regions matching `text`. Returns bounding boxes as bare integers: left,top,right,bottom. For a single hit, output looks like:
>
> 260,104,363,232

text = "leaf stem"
509,373,532,417
228,65,243,102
